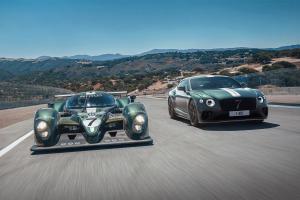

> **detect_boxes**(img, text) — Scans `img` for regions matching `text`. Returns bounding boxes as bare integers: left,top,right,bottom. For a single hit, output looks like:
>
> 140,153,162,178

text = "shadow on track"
31,142,153,155
200,122,280,131
172,117,279,131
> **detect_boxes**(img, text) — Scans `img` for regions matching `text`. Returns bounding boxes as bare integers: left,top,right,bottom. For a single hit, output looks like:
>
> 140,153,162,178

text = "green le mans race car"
168,75,268,126
31,91,152,152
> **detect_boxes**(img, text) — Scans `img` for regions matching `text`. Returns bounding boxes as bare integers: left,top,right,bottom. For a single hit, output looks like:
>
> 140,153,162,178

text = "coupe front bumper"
198,106,268,123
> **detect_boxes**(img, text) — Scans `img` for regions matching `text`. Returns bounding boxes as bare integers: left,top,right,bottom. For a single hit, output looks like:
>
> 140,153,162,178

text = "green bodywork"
34,92,149,146
168,75,268,122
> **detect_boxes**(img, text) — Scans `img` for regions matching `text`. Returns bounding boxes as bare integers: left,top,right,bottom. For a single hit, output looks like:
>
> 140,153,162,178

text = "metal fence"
0,82,72,109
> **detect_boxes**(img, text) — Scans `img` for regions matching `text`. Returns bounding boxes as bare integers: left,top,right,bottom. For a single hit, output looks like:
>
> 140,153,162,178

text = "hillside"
0,57,78,76
0,47,300,92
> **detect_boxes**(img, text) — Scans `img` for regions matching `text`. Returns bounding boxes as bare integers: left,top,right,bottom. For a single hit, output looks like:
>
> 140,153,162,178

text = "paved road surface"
0,98,300,200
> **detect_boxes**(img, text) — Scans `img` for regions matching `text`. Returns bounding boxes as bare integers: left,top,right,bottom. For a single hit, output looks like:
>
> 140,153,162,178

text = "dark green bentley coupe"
31,91,152,151
168,75,268,126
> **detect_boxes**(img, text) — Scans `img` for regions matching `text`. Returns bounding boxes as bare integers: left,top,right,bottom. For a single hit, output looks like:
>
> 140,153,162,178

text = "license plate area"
229,110,250,117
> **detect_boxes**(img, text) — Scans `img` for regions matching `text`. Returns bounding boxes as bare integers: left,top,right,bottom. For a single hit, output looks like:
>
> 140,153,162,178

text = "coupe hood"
191,88,259,99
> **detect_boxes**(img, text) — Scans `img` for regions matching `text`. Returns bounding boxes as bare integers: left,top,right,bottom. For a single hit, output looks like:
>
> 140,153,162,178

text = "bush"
262,61,296,72
252,53,272,64
192,67,204,72
219,69,233,76
167,83,174,88
238,67,258,74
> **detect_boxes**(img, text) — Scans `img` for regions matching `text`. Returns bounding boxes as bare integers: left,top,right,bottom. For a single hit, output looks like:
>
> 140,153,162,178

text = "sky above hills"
0,0,300,58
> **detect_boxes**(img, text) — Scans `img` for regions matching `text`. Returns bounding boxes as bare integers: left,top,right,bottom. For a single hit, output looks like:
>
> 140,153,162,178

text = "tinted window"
66,93,116,109
178,80,189,90
66,95,86,109
190,77,241,90
86,94,115,108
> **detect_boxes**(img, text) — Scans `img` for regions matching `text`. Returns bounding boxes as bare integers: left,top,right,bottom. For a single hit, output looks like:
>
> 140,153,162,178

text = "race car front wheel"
168,98,177,119
188,100,199,127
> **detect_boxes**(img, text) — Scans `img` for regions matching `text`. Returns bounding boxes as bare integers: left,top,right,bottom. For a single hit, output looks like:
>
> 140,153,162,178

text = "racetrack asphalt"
0,97,300,200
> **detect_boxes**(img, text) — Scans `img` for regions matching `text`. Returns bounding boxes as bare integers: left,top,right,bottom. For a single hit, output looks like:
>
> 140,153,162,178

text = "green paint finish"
33,91,150,146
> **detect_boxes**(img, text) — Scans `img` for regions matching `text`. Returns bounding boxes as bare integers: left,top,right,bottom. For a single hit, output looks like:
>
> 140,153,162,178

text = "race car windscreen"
66,94,115,109
85,94,115,108
65,95,86,109
190,77,241,90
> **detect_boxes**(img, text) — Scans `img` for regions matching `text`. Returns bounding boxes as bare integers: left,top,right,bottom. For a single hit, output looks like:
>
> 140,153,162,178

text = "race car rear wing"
54,94,75,98
107,91,127,97
54,91,128,98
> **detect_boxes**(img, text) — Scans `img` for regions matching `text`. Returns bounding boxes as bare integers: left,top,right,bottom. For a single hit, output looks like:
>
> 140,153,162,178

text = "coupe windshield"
190,77,241,90
66,94,115,109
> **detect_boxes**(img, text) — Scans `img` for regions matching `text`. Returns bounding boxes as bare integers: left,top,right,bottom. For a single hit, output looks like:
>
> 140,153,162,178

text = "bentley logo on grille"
235,99,242,110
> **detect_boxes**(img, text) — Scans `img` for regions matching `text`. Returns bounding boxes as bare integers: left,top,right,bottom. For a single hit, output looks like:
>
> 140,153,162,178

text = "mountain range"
32,44,300,61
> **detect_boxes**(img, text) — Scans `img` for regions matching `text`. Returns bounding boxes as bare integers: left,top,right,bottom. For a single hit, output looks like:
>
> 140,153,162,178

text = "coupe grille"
220,98,256,111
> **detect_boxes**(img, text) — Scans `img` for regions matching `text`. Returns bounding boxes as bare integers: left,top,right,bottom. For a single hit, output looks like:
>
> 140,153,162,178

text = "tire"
188,100,199,127
168,98,177,119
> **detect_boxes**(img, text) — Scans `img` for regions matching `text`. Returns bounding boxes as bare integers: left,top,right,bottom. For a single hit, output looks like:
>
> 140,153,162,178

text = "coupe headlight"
206,99,215,107
258,96,264,103
37,121,48,132
134,114,145,125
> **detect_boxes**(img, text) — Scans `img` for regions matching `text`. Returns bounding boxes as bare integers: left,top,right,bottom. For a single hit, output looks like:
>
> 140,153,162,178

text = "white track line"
0,130,33,158
268,104,300,109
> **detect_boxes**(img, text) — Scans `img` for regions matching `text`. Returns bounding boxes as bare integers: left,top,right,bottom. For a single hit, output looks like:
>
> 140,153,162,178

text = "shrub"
238,67,258,74
262,61,296,71
219,69,233,76
167,83,174,88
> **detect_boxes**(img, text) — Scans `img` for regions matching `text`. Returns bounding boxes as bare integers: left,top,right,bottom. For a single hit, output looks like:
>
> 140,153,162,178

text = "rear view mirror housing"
177,86,186,92
48,102,54,108
130,95,136,103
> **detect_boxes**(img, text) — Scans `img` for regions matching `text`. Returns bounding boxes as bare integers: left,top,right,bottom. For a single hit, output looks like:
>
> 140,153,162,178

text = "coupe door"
174,80,190,116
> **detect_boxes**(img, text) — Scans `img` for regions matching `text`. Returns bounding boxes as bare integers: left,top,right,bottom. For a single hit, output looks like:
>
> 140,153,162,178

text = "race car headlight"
134,124,142,132
206,99,215,107
37,121,48,132
199,99,204,103
258,96,264,103
40,131,49,138
133,114,146,133
134,114,145,125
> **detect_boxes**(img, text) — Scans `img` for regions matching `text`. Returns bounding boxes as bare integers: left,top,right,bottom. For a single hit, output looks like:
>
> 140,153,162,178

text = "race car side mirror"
61,111,72,117
241,82,247,88
48,102,54,108
130,95,136,102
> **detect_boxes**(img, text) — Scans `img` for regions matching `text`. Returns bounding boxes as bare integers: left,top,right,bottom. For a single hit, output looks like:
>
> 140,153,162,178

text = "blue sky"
0,0,300,58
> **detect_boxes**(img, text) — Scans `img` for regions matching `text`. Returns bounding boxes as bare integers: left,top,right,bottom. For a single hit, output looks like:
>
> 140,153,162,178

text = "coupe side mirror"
177,86,186,92
130,95,136,102
241,82,247,88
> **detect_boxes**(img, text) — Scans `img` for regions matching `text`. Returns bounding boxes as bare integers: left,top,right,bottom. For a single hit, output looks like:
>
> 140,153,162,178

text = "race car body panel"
32,91,152,151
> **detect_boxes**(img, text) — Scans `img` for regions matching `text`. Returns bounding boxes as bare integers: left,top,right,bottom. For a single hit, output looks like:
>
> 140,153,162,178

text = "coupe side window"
178,80,189,91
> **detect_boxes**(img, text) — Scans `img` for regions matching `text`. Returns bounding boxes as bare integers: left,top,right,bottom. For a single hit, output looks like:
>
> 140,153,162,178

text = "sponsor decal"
86,108,97,113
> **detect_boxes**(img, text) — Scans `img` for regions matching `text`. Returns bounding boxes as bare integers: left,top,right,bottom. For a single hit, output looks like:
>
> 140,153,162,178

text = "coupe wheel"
168,98,177,119
188,100,199,127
